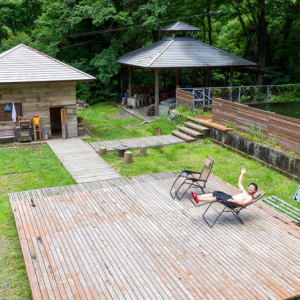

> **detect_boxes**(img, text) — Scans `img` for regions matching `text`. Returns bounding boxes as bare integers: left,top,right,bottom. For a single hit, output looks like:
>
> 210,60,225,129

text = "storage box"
78,127,85,136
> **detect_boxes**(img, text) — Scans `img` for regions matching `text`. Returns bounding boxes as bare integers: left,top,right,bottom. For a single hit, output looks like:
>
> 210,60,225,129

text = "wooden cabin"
0,44,95,140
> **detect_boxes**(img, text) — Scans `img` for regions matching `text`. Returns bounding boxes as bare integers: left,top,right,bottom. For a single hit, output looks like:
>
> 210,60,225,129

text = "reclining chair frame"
202,191,265,228
170,157,214,201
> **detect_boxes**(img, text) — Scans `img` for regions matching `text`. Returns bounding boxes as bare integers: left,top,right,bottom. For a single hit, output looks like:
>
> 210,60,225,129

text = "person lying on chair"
191,168,258,206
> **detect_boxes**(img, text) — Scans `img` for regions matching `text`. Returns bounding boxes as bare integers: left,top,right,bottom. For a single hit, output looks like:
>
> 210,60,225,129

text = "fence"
212,98,300,155
177,84,300,110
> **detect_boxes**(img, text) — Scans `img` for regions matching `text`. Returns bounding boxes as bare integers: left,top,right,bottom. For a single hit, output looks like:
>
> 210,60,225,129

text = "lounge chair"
202,188,265,227
170,155,214,201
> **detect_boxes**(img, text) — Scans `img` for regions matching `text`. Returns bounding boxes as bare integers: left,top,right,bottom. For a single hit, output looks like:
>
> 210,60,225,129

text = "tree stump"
99,147,107,156
140,146,147,156
154,127,161,136
124,151,132,164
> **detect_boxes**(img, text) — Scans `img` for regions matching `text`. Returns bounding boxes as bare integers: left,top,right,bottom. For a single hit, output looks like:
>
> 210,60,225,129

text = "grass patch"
0,145,75,299
102,140,299,207
77,101,196,140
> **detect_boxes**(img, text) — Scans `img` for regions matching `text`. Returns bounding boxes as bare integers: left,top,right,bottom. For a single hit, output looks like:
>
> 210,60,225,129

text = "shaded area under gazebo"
116,21,259,116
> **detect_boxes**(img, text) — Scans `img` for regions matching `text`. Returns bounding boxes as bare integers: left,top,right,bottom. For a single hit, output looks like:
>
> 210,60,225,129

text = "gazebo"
116,21,257,116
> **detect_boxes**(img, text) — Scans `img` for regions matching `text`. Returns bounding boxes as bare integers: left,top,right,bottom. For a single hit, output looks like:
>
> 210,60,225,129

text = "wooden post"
129,67,132,97
121,67,124,93
155,69,159,116
154,127,161,136
229,68,234,101
176,69,180,87
99,147,107,156
193,68,196,87
140,146,147,156
124,151,132,164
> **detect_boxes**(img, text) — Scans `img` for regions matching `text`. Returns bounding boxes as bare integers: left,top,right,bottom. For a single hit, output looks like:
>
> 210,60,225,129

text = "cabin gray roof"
0,44,95,84
116,37,257,69
158,21,200,32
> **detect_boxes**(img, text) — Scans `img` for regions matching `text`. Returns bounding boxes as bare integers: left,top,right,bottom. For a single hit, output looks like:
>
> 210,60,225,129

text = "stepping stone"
171,130,196,142
177,126,203,138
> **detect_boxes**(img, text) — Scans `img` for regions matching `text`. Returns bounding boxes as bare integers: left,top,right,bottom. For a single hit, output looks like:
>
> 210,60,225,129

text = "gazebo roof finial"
158,21,201,32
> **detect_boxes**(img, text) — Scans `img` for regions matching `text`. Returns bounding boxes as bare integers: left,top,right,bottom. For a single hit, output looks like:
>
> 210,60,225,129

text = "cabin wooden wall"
0,82,78,137
212,97,300,155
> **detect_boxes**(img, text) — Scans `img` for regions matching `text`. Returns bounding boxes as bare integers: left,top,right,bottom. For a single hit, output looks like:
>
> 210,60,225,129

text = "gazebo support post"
176,69,180,88
128,67,132,97
155,69,159,116
229,68,234,101
193,68,196,87
121,67,124,93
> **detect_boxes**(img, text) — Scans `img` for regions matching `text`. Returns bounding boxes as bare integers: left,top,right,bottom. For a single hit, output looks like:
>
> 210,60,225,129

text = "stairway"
171,120,210,142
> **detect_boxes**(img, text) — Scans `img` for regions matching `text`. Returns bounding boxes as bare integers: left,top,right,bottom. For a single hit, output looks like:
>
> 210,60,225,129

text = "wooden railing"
212,98,300,155
176,89,194,109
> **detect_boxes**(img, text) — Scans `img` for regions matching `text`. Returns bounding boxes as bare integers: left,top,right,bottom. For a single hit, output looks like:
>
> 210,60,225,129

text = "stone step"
184,122,210,132
171,130,196,142
177,126,203,138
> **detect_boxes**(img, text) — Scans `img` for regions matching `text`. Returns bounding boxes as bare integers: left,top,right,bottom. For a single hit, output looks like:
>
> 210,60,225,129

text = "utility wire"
33,2,250,42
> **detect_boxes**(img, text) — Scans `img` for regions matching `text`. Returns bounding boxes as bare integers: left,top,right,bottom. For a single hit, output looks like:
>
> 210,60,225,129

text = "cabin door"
60,107,67,139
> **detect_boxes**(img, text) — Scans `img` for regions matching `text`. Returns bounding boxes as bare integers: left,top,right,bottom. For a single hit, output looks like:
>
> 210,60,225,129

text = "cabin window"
0,103,23,122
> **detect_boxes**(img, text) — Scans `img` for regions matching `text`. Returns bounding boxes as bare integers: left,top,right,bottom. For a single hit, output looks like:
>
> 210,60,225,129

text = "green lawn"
0,145,75,300
102,140,299,207
77,101,201,141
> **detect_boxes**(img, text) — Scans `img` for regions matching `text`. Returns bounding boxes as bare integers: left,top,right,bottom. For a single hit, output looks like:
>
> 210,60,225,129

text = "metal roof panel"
158,21,201,31
117,37,257,68
0,44,96,83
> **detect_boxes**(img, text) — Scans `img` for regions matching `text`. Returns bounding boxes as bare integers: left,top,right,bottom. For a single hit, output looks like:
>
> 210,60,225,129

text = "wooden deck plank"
11,173,300,300
47,139,122,183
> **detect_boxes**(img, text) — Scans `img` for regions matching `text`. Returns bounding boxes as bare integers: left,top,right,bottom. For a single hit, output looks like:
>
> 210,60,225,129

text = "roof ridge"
0,44,24,60
147,40,174,67
25,45,95,79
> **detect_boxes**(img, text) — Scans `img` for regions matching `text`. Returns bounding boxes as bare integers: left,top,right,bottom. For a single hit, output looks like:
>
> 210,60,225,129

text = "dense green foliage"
1,0,300,102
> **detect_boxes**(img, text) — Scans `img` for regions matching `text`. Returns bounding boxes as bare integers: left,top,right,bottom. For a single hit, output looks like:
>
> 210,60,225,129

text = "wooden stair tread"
171,131,196,142
184,122,209,132
177,126,203,137
187,116,233,132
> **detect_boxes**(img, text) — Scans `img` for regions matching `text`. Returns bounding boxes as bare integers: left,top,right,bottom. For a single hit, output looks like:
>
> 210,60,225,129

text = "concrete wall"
0,82,78,137
209,128,300,181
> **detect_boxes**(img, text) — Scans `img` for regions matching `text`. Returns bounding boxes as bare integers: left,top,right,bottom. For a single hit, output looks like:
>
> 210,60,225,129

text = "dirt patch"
2,173,17,179
113,110,133,119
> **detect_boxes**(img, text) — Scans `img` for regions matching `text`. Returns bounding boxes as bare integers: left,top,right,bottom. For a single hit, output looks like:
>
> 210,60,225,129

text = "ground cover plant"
0,145,75,300
102,140,299,208
78,101,201,141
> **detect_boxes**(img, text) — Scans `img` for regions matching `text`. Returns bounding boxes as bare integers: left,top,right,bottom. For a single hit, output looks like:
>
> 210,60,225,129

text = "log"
99,147,107,156
124,151,132,164
140,146,147,156
154,127,161,136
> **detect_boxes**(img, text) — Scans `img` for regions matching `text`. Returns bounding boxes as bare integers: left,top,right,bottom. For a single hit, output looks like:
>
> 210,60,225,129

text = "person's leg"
191,191,217,204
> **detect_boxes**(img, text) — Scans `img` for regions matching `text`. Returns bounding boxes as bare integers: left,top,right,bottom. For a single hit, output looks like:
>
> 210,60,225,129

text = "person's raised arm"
238,168,246,192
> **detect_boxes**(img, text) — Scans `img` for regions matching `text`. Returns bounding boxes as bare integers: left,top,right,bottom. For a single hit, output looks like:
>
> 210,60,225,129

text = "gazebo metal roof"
158,21,201,32
116,37,257,69
0,44,95,84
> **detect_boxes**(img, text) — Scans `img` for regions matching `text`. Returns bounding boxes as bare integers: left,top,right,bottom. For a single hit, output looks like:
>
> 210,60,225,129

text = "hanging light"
4,104,11,111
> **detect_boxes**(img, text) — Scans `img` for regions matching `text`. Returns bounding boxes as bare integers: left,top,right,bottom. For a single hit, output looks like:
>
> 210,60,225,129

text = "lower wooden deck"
10,173,300,300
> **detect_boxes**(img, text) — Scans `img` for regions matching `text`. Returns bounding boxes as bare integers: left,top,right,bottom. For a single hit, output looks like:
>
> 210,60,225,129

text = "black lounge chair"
170,155,214,201
202,188,265,227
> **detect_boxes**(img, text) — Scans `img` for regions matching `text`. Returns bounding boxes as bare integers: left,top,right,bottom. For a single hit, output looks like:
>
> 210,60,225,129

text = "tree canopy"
1,0,300,102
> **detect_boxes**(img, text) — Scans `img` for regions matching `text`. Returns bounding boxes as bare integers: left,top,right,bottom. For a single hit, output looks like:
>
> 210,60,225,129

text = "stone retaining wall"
209,128,300,181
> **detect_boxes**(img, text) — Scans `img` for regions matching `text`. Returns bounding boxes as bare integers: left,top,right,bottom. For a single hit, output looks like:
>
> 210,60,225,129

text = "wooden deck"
47,139,122,183
89,135,185,152
10,173,300,300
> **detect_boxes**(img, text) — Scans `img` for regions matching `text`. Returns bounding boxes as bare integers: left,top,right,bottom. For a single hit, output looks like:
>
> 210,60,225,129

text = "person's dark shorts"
212,191,232,202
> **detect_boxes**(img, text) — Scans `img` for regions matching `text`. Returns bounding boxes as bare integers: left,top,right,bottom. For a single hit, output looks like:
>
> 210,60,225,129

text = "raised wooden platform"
47,139,122,183
10,173,300,300
89,135,185,152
